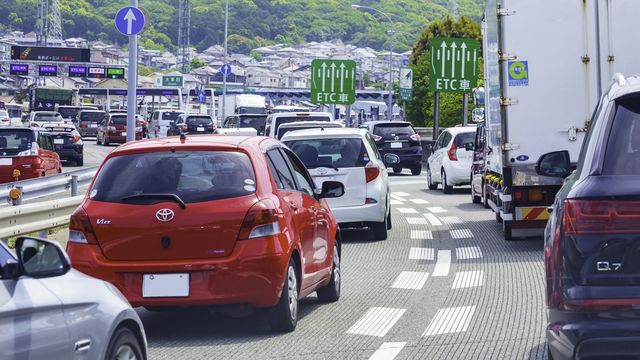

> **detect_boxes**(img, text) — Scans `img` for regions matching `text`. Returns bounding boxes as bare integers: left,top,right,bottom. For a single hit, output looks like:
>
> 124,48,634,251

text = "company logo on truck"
508,61,529,87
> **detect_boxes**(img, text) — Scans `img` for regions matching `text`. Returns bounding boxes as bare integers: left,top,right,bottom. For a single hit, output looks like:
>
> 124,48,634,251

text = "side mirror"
16,237,71,279
384,153,400,165
465,142,475,151
317,181,345,199
536,150,572,178
426,144,433,151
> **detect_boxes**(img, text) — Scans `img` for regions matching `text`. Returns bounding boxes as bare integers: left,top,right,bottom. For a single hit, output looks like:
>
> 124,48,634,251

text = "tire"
392,166,402,173
370,216,388,240
427,168,438,190
496,211,503,223
411,165,422,176
442,170,453,194
105,327,144,360
472,177,481,204
503,221,514,241
104,137,110,146
482,183,490,209
96,135,102,145
386,204,392,230
317,244,341,303
76,157,83,167
269,259,299,332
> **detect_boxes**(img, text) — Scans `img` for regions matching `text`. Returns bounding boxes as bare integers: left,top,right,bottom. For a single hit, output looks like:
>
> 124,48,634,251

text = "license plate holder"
0,158,12,166
142,273,189,298
197,127,205,132
390,142,402,149
121,132,127,136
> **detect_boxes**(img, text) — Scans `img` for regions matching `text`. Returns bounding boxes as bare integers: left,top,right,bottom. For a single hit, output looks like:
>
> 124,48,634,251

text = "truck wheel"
411,165,422,176
442,171,453,194
503,221,514,241
427,168,437,190
482,184,490,209
76,157,83,167
495,211,503,223
471,176,481,204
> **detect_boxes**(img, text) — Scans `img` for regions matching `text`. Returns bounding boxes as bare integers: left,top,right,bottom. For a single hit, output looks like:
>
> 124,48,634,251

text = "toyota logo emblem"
156,209,175,222
394,136,399,140
317,167,328,175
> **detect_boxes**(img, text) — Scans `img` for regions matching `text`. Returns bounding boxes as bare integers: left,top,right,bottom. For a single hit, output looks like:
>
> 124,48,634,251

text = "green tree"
190,58,207,69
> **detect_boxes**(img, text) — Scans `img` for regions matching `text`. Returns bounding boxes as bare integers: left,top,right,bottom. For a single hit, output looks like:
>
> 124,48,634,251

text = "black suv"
167,114,216,136
361,121,423,175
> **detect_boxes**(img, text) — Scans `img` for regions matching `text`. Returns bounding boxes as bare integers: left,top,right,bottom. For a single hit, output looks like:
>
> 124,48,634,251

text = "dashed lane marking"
396,208,418,214
346,307,407,337
452,271,484,289
426,207,448,214
410,230,433,240
440,216,462,225
390,199,404,205
423,213,443,226
392,192,410,197
410,199,430,204
389,180,427,185
368,342,406,360
432,250,451,277
391,271,430,290
450,229,474,239
422,306,477,336
409,247,435,260
407,217,429,225
456,247,483,260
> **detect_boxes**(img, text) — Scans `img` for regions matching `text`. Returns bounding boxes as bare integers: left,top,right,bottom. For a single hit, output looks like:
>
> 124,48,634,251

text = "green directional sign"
162,75,183,87
429,37,479,94
310,59,356,105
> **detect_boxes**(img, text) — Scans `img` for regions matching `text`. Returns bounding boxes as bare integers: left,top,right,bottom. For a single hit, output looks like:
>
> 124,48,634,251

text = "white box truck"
482,0,640,240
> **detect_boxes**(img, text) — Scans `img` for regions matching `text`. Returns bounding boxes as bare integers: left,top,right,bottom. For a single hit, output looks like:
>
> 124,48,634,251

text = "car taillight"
69,206,97,244
563,199,640,235
410,134,421,142
448,143,458,161
181,124,188,131
372,134,382,142
365,161,380,183
238,199,281,240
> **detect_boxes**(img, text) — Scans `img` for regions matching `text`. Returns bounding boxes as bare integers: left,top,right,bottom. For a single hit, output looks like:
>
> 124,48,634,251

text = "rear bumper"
331,201,386,224
444,161,472,185
55,146,83,161
78,128,98,137
106,133,143,143
66,237,290,308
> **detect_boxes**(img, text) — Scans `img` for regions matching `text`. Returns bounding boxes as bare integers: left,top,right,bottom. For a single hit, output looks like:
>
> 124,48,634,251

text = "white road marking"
392,192,410,197
432,250,451,277
410,230,433,240
392,271,430,290
390,194,406,202
347,307,406,337
423,306,476,336
427,207,448,213
423,213,443,226
390,180,427,186
368,342,406,360
390,199,404,205
396,207,418,214
452,271,484,289
440,216,462,224
450,229,474,239
456,247,483,260
407,217,429,225
409,247,435,260
410,199,430,204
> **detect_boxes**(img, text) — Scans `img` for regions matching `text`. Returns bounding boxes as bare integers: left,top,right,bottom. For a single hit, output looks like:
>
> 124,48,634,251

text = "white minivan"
149,109,185,138
427,126,477,194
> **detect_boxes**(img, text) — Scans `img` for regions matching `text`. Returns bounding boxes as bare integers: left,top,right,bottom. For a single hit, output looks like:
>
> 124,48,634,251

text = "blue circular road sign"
220,64,232,76
115,7,146,36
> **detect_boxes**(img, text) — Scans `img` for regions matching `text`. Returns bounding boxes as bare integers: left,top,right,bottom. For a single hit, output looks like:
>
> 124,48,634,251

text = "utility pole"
177,0,191,73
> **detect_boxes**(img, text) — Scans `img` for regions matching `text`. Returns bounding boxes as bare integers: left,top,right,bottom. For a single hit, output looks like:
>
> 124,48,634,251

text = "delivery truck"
481,0,640,240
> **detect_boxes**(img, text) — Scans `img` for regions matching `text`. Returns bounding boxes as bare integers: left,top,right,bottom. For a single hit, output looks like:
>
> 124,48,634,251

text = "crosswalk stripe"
423,306,477,336
390,199,404,205
427,207,448,214
423,213,443,226
450,229,474,239
392,192,410,197
407,217,429,225
432,250,451,277
396,208,418,214
390,194,406,202
410,230,433,240
456,247,483,260
452,271,484,289
391,271,430,290
409,247,434,260
440,216,462,224
410,199,430,204
347,307,406,337
368,342,406,360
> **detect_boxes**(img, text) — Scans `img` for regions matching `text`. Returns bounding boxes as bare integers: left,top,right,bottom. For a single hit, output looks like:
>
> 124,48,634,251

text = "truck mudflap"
515,206,551,221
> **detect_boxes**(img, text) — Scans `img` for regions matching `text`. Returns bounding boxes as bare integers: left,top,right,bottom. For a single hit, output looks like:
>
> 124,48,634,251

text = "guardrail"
0,196,83,239
2,167,97,206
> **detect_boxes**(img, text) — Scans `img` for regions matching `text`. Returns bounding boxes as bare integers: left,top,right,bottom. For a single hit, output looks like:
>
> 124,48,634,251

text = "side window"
281,148,315,197
435,132,446,149
442,132,452,148
266,149,295,190
365,132,381,159
152,112,158,121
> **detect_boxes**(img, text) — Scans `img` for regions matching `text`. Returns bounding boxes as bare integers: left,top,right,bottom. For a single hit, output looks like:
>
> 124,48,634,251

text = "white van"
265,112,333,139
149,110,185,138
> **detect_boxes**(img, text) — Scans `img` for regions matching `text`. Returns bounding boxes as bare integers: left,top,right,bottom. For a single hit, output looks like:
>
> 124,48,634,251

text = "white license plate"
142,273,189,298
89,124,98,128
390,142,402,149
197,127,205,131
121,132,127,136
0,158,12,166
54,139,64,144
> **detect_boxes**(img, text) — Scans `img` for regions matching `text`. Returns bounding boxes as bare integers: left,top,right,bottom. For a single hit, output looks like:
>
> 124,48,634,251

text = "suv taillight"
365,161,380,183
410,134,421,142
563,199,640,235
372,134,382,142
69,206,97,244
238,199,281,240
448,143,458,161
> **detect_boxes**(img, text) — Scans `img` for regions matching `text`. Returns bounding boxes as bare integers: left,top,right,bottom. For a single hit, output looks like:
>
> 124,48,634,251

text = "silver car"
0,237,147,359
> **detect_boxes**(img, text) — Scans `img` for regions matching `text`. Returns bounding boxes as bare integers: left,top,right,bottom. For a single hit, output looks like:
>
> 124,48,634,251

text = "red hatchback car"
0,127,61,183
96,113,143,145
67,135,344,332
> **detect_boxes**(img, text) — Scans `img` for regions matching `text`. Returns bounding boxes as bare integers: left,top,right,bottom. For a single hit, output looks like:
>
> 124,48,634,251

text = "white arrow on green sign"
429,37,479,94
310,59,356,105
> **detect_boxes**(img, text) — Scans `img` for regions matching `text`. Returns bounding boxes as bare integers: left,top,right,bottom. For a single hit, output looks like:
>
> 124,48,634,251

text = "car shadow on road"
527,341,549,359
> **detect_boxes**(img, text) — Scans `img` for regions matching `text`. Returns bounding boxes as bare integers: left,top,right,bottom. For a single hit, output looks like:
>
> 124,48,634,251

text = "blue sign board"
508,60,529,87
114,7,145,36
197,86,206,103
402,59,409,66
220,64,232,76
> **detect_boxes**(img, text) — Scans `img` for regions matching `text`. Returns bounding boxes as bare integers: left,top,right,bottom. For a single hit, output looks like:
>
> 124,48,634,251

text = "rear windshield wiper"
309,163,340,172
120,193,187,209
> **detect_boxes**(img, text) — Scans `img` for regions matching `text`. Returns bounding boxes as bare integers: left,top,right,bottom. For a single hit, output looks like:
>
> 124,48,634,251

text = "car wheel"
503,221,514,241
104,137,110,146
442,170,453,194
392,166,402,174
105,327,144,360
96,135,102,145
411,165,422,176
472,176,481,204
270,259,299,332
386,204,392,230
370,216,388,241
317,244,341,303
76,157,83,167
427,168,438,190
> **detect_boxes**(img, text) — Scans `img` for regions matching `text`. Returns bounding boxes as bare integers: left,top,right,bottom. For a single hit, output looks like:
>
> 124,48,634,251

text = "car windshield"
34,114,63,123
110,115,127,125
275,116,330,138
603,94,640,175
162,112,183,121
80,112,105,122
0,129,34,155
239,116,267,135
58,107,79,119
186,116,213,125
454,132,476,147
284,138,369,168
373,123,415,138
279,126,329,139
90,151,256,204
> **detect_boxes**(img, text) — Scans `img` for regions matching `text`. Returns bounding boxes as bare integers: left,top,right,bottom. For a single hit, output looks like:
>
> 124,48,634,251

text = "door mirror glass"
317,181,345,199
536,150,572,178
384,153,400,165
16,237,71,278
465,142,474,151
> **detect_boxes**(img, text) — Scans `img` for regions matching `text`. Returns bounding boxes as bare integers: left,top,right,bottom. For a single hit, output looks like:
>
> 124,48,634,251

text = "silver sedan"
0,237,147,359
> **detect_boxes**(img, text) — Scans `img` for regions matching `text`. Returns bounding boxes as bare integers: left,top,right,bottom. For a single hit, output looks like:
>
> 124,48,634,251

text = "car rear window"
284,138,369,168
90,151,256,204
454,132,476,147
58,107,79,119
275,116,330,137
0,129,34,155
603,95,640,175
110,115,127,125
373,123,415,138
80,112,105,122
161,112,183,121
186,116,213,125
34,114,63,122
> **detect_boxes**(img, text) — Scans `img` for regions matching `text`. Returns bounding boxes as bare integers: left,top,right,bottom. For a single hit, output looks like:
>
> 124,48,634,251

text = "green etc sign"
429,37,480,94
310,59,357,105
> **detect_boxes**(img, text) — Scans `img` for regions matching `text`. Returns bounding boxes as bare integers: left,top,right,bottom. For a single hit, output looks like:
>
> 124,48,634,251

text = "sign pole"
462,93,469,126
222,0,229,126
433,92,440,141
125,0,139,143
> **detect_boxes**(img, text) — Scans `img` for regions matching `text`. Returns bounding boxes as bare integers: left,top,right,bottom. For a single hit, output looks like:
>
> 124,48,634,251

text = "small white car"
282,128,395,240
29,111,65,128
265,112,333,139
427,126,477,194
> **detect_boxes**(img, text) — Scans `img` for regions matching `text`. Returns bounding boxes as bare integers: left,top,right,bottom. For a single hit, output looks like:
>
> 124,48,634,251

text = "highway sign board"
115,7,145,36
38,65,58,77
68,66,88,77
310,59,356,105
429,37,479,93
107,67,125,79
220,64,232,76
399,67,413,101
11,45,90,62
10,64,29,76
162,75,183,87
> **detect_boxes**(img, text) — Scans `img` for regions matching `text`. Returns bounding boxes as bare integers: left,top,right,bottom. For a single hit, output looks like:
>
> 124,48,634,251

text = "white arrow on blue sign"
220,64,232,76
115,7,145,36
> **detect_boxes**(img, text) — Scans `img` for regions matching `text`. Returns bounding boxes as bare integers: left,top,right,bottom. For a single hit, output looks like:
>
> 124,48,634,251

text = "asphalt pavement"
133,170,549,360
61,137,113,172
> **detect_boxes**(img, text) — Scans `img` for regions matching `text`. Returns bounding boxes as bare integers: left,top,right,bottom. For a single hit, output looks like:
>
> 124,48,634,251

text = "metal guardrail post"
71,175,79,196
13,186,23,206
